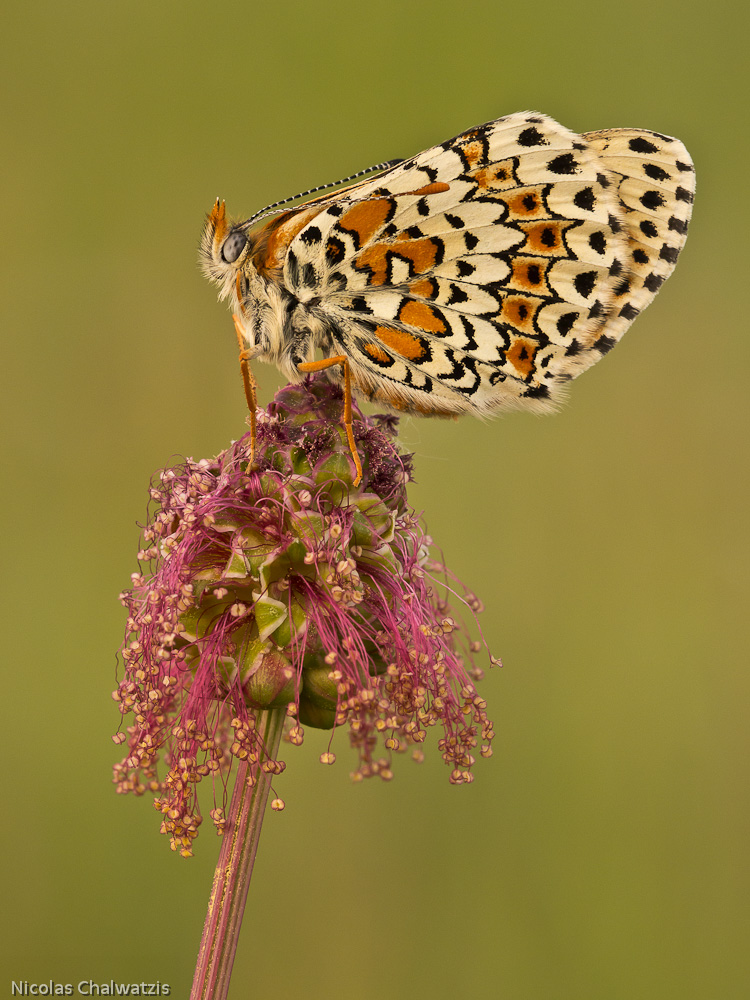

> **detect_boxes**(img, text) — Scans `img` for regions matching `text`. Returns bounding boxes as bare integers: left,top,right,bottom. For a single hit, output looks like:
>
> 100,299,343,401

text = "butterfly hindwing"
241,113,692,416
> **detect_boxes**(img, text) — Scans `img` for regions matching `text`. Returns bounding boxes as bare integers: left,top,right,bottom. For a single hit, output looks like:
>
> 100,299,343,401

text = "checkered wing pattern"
278,112,693,414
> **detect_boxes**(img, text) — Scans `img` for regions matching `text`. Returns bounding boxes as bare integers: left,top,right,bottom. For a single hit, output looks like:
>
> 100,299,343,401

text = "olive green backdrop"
2,1,747,998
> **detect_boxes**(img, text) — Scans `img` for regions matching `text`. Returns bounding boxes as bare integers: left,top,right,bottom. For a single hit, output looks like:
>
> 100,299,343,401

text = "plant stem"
189,708,286,1000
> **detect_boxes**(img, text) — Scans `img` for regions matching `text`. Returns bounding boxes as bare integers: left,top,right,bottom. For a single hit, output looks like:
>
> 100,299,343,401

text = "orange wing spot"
374,325,428,361
251,204,328,276
397,238,441,275
364,342,391,364
469,158,519,192
458,139,486,167
517,219,574,256
507,257,550,294
398,299,447,335
505,337,539,379
505,186,547,219
405,182,451,196
354,244,389,285
355,237,440,285
500,295,540,333
408,277,438,299
338,199,394,247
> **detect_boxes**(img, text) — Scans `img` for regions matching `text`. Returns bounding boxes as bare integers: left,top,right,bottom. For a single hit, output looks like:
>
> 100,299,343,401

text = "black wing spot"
464,232,479,251
557,312,578,336
526,264,542,285
644,163,671,181
588,299,604,319
517,126,549,147
327,205,344,217
444,213,465,229
608,214,622,234
596,172,610,188
643,272,664,292
459,315,480,351
588,231,606,254
565,339,581,356
457,260,475,277
573,187,596,212
619,302,639,320
640,190,665,211
609,258,623,277
594,335,616,354
574,271,597,298
659,244,680,264
668,215,689,234
676,160,693,173
632,248,649,264
675,186,693,203
628,136,659,154
416,197,430,217
640,219,658,238
547,153,578,174
348,296,372,313
447,283,469,305
540,226,557,247
524,384,550,399
326,238,346,265
299,226,322,246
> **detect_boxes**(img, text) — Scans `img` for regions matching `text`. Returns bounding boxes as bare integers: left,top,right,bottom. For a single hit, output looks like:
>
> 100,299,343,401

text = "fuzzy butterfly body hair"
201,111,694,420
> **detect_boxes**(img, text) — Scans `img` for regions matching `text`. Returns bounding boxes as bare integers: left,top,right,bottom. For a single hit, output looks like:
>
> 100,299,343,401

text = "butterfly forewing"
567,128,695,369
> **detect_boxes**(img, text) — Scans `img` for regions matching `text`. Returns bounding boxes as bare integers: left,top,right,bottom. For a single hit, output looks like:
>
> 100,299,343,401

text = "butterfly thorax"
201,199,330,381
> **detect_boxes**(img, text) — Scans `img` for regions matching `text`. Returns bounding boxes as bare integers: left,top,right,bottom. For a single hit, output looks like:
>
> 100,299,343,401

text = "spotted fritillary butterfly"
201,112,694,481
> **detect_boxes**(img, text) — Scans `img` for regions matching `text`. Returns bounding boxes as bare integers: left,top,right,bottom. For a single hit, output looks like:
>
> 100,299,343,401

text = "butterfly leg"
296,355,363,487
232,314,258,472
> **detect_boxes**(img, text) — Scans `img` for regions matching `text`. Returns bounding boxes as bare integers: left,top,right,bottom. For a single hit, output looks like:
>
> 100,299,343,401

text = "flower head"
113,376,495,855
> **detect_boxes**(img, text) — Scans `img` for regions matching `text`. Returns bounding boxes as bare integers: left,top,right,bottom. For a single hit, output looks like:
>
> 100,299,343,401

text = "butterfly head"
199,199,250,301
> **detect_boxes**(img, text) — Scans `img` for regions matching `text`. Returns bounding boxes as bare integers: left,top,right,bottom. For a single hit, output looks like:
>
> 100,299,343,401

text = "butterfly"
200,111,694,484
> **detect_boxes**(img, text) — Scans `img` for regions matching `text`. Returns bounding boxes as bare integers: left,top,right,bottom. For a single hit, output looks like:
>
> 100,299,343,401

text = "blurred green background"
2,1,748,997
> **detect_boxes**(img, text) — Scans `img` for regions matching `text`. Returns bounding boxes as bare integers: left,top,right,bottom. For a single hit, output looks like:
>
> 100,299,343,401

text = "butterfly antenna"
238,159,403,230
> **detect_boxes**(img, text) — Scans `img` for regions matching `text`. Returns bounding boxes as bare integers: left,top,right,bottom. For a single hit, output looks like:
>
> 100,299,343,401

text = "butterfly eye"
221,231,247,263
